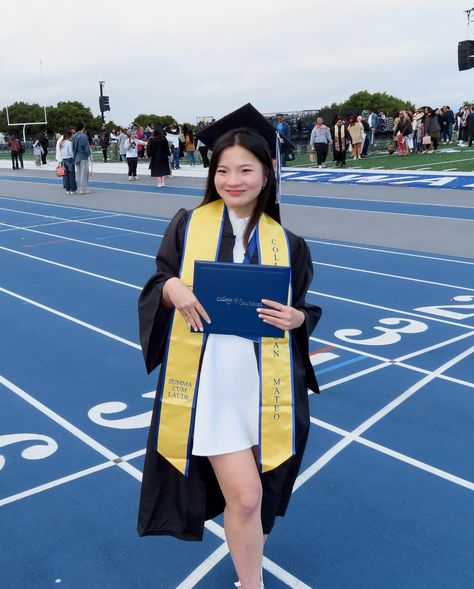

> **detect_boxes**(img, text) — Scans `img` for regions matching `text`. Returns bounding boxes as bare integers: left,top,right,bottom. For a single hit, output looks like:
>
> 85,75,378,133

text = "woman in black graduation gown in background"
137,105,321,589
146,128,171,188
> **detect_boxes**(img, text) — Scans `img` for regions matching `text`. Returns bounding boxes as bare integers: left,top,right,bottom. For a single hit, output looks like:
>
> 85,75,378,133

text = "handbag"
309,152,315,162
56,164,65,177
422,135,432,145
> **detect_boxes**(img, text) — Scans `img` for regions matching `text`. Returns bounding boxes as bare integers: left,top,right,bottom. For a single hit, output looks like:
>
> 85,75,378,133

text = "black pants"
102,148,108,162
315,143,329,165
127,157,138,177
198,146,209,167
41,149,47,165
11,152,19,169
333,149,347,166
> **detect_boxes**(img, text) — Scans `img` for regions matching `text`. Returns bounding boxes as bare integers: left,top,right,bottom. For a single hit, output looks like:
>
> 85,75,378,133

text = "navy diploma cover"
193,261,291,339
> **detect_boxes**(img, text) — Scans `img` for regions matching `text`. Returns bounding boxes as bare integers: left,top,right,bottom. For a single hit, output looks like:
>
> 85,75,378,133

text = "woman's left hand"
257,299,305,331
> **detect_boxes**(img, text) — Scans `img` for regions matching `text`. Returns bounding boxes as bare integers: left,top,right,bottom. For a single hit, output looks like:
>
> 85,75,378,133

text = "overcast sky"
1,0,473,125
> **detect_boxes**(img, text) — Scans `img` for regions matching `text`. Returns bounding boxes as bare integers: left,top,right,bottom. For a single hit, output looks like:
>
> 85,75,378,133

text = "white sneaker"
134,176,139,180
128,176,133,181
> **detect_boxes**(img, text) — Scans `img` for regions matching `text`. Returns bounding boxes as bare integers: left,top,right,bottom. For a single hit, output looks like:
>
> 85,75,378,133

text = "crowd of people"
3,103,473,184
306,104,474,167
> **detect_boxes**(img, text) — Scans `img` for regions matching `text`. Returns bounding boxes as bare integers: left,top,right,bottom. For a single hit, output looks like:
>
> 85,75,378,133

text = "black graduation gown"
147,137,171,177
137,208,322,540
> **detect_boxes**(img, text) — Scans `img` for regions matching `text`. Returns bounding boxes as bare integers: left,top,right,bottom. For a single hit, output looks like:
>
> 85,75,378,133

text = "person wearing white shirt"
124,133,147,180
59,131,77,194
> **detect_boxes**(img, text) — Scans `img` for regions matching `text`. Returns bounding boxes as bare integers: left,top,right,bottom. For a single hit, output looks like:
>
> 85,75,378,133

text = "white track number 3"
335,317,428,346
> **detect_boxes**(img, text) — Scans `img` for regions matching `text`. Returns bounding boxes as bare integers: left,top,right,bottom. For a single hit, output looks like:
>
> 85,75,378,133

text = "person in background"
7,134,22,170
423,107,441,153
99,125,110,162
118,128,129,162
37,131,49,165
347,115,364,159
196,137,210,168
60,130,78,194
309,116,332,168
457,104,470,145
412,108,425,153
360,113,371,158
71,121,92,195
33,138,43,167
467,106,474,147
137,126,146,159
440,106,455,143
393,110,412,156
109,128,119,161
367,109,379,145
124,132,147,180
147,128,171,187
166,122,181,170
274,113,291,166
184,127,196,166
331,115,348,167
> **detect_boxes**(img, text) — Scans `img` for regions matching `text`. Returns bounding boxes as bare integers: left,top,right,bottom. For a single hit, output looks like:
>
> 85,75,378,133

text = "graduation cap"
196,103,293,203
196,103,292,152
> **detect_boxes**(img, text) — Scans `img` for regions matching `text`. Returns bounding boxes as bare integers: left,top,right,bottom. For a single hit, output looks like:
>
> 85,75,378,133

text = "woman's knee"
228,487,262,519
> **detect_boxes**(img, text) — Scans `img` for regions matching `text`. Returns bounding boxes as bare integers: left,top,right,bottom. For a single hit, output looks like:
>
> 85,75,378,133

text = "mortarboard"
196,103,293,153
196,103,293,203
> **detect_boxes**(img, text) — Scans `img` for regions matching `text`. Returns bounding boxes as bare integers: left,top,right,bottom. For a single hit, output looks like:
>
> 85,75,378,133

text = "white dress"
192,210,260,456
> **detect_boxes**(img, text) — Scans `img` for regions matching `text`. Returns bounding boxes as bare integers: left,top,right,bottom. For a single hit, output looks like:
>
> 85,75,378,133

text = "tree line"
0,101,187,138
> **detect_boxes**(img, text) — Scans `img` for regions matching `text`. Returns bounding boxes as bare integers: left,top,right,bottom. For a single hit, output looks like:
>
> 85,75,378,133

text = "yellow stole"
156,199,294,475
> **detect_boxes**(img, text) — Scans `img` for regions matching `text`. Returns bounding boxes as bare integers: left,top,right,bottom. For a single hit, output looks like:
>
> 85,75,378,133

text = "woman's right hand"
162,277,211,332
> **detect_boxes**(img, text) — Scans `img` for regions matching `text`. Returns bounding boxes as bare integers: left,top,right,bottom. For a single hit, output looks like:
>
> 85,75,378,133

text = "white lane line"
309,290,474,330
175,543,230,589
0,221,154,258
0,460,116,507
294,345,474,492
0,447,146,508
307,239,474,266
0,246,142,289
0,286,141,350
0,194,171,223
318,362,392,391
395,330,474,362
314,261,474,292
311,335,474,389
286,191,474,210
204,521,312,589
310,418,474,491
0,374,143,482
283,201,474,222
398,156,474,169
0,206,164,238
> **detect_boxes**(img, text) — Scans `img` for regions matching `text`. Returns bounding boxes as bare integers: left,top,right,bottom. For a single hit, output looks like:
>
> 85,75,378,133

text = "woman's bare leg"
209,449,263,589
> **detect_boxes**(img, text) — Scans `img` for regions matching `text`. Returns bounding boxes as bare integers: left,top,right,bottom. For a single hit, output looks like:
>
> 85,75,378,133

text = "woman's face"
214,145,267,218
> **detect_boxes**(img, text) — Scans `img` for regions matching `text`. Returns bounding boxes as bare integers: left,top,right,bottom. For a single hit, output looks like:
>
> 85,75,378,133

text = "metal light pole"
99,81,105,124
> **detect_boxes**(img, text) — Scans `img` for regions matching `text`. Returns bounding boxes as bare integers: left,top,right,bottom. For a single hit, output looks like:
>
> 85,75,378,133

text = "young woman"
137,123,321,589
60,131,78,194
184,128,196,165
347,115,364,159
124,132,147,180
146,128,171,187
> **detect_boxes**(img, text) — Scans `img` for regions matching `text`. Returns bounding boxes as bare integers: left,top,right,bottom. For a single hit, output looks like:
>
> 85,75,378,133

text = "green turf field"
288,144,474,172
2,145,473,172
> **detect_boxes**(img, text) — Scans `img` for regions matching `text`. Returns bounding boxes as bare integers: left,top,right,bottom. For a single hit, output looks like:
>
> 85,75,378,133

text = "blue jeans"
186,151,195,165
63,158,77,192
171,146,180,169
441,123,453,142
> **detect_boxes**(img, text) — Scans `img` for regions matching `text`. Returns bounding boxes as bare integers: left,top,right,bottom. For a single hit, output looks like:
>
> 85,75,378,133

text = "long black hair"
199,128,280,248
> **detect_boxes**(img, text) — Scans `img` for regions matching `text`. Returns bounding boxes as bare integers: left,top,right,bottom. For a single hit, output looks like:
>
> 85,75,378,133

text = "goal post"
5,105,48,142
